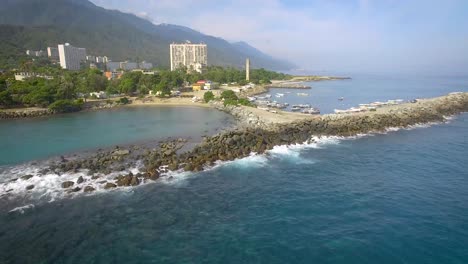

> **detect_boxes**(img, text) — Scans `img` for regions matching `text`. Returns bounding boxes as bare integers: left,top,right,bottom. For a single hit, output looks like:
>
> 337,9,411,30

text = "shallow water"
0,106,233,166
1,74,468,263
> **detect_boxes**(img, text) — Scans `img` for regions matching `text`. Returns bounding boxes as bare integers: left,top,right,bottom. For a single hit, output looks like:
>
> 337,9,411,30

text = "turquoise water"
0,74,468,263
0,106,233,166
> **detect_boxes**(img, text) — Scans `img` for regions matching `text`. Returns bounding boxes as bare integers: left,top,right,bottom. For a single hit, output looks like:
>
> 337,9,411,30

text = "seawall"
153,92,468,172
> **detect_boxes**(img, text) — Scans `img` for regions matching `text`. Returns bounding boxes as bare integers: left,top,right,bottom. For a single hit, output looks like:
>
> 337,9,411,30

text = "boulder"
112,149,130,156
71,187,81,192
77,176,84,184
104,182,117,189
21,175,33,180
26,185,35,190
61,181,75,188
84,186,96,193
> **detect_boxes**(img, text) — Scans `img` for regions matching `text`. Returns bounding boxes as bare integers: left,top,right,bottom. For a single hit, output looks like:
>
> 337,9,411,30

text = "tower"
246,58,250,81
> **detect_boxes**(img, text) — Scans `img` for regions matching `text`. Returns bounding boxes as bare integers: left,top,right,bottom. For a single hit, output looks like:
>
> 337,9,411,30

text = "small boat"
301,108,320,114
265,94,272,98
299,104,311,108
247,96,256,102
338,97,344,101
276,93,285,97
297,93,309,96
291,106,301,111
334,109,348,114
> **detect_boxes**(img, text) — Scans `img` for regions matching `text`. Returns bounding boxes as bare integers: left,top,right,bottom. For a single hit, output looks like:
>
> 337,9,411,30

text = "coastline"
1,92,467,204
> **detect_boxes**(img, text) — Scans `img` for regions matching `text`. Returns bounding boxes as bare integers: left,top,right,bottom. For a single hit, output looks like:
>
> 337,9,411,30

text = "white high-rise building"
170,42,207,73
58,43,86,71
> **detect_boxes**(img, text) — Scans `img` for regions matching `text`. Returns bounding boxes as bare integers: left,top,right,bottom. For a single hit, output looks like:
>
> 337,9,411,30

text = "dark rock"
104,182,117,189
84,186,96,192
21,174,33,180
61,181,74,188
26,185,35,190
115,175,132,186
77,176,84,184
71,187,81,192
130,176,140,186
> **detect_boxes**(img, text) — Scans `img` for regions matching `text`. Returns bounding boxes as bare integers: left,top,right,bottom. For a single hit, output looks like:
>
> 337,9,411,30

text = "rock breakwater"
2,93,467,201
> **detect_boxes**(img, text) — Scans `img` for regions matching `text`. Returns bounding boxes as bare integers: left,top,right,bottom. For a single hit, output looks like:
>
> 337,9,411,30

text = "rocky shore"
2,92,467,200
9,92,462,196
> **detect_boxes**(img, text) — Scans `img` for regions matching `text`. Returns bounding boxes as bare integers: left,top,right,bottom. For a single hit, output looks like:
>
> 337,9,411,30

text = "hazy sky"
91,0,468,74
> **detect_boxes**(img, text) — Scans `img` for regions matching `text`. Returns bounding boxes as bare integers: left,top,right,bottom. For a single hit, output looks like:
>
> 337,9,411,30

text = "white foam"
9,204,35,214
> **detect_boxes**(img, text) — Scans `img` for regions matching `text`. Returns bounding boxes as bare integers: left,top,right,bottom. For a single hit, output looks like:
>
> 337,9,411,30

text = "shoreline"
0,75,348,120
0,92,467,205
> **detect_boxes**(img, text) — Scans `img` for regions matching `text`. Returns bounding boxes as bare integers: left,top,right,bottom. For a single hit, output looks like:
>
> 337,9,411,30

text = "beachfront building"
14,72,54,81
170,42,207,73
58,43,87,71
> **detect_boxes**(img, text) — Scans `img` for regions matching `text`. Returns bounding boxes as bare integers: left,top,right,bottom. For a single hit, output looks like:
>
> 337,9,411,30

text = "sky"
90,0,468,75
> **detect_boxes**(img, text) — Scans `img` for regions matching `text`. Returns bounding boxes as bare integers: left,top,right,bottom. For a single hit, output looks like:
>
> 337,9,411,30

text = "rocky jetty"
0,109,54,119
144,92,468,175
4,92,466,197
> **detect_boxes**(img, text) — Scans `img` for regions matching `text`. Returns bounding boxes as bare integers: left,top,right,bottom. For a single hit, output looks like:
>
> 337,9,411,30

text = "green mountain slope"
0,0,294,70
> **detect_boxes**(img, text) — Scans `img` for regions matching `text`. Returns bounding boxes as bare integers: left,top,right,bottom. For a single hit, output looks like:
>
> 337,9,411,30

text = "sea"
0,73,467,263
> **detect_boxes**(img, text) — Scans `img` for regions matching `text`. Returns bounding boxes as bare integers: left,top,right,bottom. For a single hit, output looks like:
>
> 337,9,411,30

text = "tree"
220,90,238,101
204,91,215,103
0,90,14,107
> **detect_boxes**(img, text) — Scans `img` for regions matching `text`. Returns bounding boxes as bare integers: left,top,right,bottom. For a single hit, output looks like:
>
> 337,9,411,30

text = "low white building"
14,72,53,81
89,91,107,99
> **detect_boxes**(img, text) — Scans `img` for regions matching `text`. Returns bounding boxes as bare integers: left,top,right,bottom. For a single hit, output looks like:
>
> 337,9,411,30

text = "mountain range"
0,0,294,70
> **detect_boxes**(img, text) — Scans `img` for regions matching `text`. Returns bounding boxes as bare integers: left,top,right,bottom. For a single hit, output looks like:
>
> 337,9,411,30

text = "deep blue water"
0,74,467,263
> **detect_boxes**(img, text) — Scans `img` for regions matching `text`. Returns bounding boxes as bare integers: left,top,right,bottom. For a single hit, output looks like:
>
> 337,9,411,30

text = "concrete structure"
58,43,86,70
15,72,53,81
120,61,138,71
139,61,153,70
96,56,109,63
86,55,96,62
104,71,123,80
26,50,45,57
170,42,207,73
106,62,121,71
47,47,59,59
246,58,250,81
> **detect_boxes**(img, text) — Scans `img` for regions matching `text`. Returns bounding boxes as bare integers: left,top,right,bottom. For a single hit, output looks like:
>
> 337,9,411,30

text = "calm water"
0,74,468,263
267,74,468,113
0,106,233,166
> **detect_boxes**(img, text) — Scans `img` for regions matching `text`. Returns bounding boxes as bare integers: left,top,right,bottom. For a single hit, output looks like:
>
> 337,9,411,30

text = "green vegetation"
48,99,83,113
204,91,215,103
0,59,288,110
118,97,130,104
220,90,253,107
0,0,294,70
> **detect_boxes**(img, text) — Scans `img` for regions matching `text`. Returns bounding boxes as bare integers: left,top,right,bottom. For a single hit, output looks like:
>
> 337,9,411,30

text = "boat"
291,106,301,111
299,104,311,108
247,96,256,102
338,97,344,101
301,108,320,114
334,109,348,114
265,94,272,98
297,93,309,96
276,93,285,97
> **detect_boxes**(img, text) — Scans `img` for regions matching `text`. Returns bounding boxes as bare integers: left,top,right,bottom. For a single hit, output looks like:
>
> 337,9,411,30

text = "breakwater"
2,93,467,198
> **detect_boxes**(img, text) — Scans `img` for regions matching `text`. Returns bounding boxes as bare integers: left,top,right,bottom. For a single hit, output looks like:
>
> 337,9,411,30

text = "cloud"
91,0,468,74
